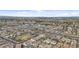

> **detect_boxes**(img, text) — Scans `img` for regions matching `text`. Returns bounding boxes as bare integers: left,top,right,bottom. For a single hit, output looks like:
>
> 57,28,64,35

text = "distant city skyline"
0,10,79,17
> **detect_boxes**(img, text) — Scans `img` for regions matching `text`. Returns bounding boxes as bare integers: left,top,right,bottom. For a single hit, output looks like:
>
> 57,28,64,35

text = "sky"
0,10,79,17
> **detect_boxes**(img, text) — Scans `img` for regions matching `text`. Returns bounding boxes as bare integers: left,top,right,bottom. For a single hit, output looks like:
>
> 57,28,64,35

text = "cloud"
16,11,27,14
1,10,79,17
34,10,44,13
70,12,79,15
54,13,69,17
15,11,32,16
54,12,79,17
